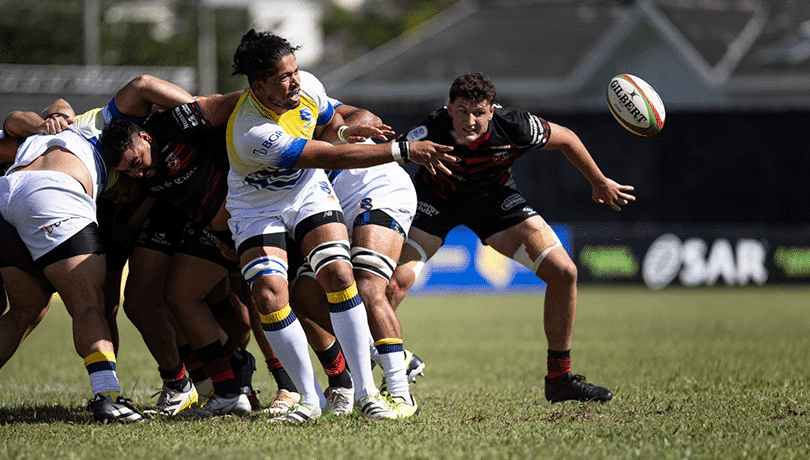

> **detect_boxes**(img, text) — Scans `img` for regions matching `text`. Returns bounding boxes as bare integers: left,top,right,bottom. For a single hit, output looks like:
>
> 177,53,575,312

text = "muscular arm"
543,121,635,211
335,104,382,126
195,91,243,127
318,108,394,144
295,137,456,175
112,74,194,118
3,98,76,137
313,110,347,144
0,137,18,165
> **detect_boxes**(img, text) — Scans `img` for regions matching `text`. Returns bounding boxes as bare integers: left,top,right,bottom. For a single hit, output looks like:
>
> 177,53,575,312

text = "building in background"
1,0,808,290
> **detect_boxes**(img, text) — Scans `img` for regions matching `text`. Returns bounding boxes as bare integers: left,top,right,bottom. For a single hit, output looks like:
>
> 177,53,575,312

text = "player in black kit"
101,94,257,416
387,73,635,403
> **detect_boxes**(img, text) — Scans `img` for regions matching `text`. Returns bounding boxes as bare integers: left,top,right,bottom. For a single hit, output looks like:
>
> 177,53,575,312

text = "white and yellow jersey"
226,71,335,213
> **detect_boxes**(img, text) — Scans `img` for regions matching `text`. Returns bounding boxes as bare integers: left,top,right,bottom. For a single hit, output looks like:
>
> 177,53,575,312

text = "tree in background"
0,0,458,94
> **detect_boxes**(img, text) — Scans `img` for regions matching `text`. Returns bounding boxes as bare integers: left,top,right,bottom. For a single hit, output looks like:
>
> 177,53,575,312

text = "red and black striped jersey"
141,102,229,227
397,105,550,205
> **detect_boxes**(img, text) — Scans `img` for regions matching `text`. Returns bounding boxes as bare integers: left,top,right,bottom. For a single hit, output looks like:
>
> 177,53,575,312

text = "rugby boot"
545,372,613,403
90,394,149,423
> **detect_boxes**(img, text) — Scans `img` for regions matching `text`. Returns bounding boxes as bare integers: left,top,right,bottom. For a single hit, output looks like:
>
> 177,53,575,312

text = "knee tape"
404,237,429,279
513,226,562,273
308,240,351,276
351,246,396,281
241,255,287,289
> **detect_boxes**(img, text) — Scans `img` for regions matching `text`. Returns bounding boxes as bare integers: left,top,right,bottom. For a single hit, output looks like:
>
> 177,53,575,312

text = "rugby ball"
606,74,665,137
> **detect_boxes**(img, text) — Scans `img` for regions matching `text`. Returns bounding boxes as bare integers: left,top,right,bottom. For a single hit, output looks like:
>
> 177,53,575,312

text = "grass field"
0,286,808,459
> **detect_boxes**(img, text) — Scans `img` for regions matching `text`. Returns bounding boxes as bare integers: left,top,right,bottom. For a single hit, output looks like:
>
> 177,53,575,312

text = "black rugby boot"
545,372,613,403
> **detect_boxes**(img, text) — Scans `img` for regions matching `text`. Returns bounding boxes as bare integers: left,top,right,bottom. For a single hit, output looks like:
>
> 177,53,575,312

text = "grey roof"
321,0,810,112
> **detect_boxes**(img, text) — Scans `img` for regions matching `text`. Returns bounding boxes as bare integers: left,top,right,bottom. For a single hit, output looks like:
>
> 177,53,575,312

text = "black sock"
314,341,352,389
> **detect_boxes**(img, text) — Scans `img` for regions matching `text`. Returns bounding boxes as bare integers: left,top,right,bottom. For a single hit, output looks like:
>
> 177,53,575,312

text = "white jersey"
6,127,107,201
226,71,335,215
0,129,102,259
225,71,342,246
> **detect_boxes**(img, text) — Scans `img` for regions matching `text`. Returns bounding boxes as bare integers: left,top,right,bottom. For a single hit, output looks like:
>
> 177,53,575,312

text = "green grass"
1,287,809,459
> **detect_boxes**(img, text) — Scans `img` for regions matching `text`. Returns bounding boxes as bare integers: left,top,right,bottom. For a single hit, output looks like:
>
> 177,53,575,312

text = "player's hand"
408,141,457,175
40,114,73,135
213,235,239,263
344,124,395,142
593,178,635,211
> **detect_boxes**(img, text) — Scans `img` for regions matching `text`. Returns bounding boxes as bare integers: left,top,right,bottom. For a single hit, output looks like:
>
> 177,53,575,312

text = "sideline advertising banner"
409,223,810,292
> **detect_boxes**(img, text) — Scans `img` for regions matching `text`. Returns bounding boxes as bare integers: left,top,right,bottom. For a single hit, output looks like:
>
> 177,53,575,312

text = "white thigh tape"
351,246,396,280
241,255,288,287
308,240,351,275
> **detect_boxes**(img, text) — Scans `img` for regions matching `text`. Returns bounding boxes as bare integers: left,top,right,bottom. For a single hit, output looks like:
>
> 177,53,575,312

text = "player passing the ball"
388,72,634,403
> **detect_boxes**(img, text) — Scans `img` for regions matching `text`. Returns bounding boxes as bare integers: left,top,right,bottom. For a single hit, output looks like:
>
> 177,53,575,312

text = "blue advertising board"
410,224,571,292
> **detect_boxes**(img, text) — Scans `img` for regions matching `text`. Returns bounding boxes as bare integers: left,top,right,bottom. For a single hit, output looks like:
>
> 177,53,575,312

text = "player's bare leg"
123,247,181,370
352,224,417,416
487,216,612,403
301,222,394,419
386,227,443,310
232,272,298,413
162,253,249,415
240,244,325,418
290,274,353,415
0,267,52,369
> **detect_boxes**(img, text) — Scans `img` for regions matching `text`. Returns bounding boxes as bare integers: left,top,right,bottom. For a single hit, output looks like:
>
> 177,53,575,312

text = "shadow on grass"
0,403,92,425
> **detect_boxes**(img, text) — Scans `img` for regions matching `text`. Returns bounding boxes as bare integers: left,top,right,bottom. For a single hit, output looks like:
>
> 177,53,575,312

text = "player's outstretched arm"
543,121,635,211
295,138,456,173
113,74,195,118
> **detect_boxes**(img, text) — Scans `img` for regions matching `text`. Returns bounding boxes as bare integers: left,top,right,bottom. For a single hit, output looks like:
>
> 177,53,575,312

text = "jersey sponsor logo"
359,197,373,212
257,131,283,154
149,166,198,192
174,105,201,129
416,201,439,217
500,193,526,211
244,169,302,191
151,233,172,246
406,126,428,141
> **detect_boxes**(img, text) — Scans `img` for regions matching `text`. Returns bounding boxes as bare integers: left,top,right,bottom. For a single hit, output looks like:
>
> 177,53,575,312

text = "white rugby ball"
606,74,665,137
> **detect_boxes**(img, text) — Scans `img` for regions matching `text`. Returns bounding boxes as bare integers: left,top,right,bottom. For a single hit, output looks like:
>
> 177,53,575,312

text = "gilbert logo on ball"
606,74,666,137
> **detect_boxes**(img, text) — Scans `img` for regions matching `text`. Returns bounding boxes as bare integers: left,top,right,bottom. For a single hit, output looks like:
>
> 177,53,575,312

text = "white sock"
376,346,411,402
327,285,376,399
261,307,325,408
368,333,380,367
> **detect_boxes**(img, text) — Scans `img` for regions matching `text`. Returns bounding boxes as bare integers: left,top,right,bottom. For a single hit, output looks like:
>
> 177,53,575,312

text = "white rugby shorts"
331,162,416,239
0,170,97,261
227,168,342,249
